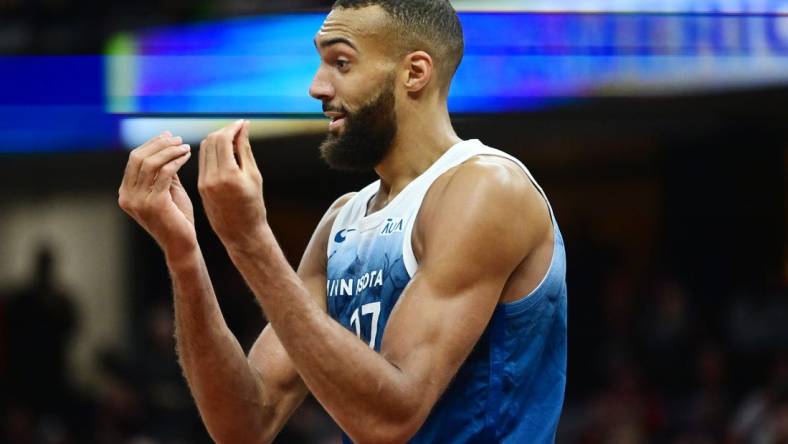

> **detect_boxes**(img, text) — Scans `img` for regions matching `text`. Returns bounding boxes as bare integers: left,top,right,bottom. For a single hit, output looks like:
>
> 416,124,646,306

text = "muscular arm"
118,126,358,444
170,194,351,444
219,157,550,443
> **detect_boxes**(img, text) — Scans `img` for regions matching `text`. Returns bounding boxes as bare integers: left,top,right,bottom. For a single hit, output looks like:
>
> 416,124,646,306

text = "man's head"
310,0,464,171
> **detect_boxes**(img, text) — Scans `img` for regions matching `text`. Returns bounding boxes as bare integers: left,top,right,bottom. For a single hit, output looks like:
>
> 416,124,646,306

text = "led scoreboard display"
1,1,787,151
106,1,788,114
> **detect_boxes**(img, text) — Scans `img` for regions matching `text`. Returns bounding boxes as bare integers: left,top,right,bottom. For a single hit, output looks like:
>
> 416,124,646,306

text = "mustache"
322,103,346,114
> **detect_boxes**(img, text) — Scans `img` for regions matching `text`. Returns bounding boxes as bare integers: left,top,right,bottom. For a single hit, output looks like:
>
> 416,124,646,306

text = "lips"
325,111,347,131
328,115,346,131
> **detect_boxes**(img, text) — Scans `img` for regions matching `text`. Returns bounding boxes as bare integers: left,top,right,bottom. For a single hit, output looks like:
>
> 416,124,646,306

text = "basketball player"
118,1,567,442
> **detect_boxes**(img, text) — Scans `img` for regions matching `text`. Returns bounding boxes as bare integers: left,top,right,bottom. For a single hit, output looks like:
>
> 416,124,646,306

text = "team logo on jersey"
334,228,356,243
380,217,404,236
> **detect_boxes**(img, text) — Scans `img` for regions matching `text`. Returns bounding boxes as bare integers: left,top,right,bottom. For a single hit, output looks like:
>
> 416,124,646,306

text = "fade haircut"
332,0,464,94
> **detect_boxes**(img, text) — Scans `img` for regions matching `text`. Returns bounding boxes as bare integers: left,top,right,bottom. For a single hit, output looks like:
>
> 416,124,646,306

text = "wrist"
164,242,202,272
223,221,275,257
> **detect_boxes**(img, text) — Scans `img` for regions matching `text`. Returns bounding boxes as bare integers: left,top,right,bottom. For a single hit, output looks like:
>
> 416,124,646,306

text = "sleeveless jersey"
326,139,567,443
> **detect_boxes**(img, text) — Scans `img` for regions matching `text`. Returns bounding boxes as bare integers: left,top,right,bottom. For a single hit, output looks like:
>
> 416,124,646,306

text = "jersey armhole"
471,152,561,313
402,209,418,278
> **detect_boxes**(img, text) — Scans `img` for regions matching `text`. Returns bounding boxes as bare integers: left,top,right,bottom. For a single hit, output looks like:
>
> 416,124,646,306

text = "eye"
335,59,350,71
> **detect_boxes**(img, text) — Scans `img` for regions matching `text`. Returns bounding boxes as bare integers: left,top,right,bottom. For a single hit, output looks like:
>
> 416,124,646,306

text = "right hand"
118,132,196,257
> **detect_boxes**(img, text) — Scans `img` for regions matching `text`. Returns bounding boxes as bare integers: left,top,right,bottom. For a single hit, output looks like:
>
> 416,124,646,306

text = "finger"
223,118,246,138
136,132,179,159
198,139,207,187
171,171,184,188
138,144,192,189
143,143,191,189
235,120,258,171
122,132,169,190
204,134,218,177
217,119,245,170
132,135,184,187
153,151,192,193
213,131,234,171
139,131,172,151
120,152,136,191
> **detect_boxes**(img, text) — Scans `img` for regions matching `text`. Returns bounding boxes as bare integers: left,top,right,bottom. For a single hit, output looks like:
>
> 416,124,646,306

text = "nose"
309,66,335,102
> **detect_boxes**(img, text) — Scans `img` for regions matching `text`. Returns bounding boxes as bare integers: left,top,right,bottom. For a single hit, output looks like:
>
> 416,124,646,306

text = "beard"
319,78,397,172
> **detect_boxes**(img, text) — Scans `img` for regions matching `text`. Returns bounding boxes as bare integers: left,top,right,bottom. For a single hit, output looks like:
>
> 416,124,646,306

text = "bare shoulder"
327,192,357,216
313,192,357,242
299,192,357,274
421,155,548,226
414,155,551,265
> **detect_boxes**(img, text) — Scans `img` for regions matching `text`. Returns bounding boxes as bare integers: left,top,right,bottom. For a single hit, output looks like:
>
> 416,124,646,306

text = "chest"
326,214,414,350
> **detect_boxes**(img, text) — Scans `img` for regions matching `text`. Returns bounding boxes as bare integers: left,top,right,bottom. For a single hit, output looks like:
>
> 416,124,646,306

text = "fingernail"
182,144,191,151
163,131,172,137
170,136,182,144
236,119,244,125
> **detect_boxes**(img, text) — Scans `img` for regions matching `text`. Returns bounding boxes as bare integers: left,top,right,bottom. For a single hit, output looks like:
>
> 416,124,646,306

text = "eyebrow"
314,36,358,52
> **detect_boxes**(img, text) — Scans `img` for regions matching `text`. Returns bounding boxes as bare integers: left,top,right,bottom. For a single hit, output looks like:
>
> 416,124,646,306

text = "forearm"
166,247,273,444
227,225,421,442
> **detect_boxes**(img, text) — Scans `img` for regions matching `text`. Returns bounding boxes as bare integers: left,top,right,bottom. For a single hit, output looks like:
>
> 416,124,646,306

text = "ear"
402,51,433,93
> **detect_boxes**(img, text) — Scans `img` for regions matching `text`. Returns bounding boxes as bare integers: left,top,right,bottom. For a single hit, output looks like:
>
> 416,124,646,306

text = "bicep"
380,245,517,424
379,159,546,426
380,268,503,414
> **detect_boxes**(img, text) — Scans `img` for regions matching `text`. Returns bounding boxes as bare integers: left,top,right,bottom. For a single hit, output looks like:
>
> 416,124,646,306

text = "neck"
372,102,462,208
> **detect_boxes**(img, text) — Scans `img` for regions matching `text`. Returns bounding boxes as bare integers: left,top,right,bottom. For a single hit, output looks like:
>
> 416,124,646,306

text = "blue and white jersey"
327,139,567,443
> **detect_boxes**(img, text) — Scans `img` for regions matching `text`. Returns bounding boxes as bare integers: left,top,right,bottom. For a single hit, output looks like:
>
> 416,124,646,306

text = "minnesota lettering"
327,268,385,297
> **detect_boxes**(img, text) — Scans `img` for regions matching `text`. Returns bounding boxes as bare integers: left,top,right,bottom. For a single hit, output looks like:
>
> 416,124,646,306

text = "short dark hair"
332,0,464,93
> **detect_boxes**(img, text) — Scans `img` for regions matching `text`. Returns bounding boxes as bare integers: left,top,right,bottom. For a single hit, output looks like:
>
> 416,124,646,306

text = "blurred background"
1,0,786,443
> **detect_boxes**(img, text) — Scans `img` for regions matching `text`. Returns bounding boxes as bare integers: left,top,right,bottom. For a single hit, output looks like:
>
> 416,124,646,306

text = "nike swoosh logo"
334,229,356,243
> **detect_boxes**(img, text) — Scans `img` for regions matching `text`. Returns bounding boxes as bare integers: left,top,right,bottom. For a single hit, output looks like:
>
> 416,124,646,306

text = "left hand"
198,119,267,250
